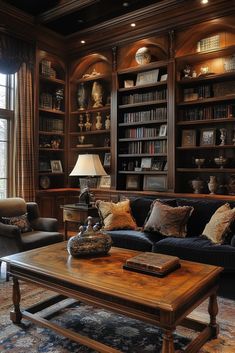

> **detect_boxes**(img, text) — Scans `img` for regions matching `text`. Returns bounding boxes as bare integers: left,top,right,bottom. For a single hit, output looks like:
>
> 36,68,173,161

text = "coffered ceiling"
2,0,160,36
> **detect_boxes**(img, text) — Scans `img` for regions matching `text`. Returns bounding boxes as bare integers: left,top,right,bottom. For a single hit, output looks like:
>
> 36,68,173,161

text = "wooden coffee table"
1,243,223,353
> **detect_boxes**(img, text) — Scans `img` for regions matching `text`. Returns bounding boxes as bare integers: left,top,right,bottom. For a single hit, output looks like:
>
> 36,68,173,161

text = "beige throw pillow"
202,203,235,244
143,200,193,237
95,199,137,231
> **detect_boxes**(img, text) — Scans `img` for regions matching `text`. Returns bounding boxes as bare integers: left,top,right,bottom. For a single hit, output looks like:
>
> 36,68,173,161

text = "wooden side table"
61,204,98,240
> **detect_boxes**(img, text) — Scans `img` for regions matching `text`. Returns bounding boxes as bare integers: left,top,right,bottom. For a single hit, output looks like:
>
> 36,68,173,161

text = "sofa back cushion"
130,197,177,227
176,198,235,237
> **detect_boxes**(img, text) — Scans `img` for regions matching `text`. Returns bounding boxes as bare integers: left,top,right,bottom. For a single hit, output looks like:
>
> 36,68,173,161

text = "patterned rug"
0,280,235,353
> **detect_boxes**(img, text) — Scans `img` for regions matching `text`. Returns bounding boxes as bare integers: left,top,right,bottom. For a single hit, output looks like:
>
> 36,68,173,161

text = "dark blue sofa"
106,196,235,272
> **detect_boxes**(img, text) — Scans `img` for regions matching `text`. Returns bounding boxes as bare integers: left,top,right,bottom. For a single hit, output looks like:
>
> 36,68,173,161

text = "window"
0,73,15,198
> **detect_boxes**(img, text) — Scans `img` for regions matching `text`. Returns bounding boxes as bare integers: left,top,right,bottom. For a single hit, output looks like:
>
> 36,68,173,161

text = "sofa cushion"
176,198,235,237
153,237,235,271
202,203,235,244
106,229,164,252
143,200,193,237
130,197,177,227
2,213,32,233
95,199,137,231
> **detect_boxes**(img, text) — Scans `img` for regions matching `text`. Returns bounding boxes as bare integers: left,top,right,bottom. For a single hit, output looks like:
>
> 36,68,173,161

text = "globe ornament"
135,47,151,65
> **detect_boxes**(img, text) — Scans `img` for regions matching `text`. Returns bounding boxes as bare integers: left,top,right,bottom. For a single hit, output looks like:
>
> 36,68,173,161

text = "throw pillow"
95,199,137,231
143,200,194,237
2,213,32,233
202,203,235,244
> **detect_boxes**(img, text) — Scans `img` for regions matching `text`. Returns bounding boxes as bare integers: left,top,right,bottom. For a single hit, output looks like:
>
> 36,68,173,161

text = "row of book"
125,127,158,138
39,117,64,132
127,140,167,154
179,104,232,121
183,81,235,102
123,107,167,123
122,89,167,104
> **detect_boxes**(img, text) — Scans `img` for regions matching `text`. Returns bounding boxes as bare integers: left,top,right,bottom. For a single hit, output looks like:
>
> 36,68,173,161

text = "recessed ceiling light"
201,0,208,4
123,2,129,7
130,23,136,27
77,19,84,24
81,40,86,44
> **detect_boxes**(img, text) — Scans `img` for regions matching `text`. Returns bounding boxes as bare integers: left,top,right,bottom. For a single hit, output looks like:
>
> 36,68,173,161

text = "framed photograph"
98,175,111,189
181,129,196,147
141,157,152,170
136,69,159,86
151,160,163,171
103,153,111,167
126,175,140,190
159,124,167,137
160,74,168,82
124,80,134,88
143,175,167,191
200,128,216,146
50,160,63,173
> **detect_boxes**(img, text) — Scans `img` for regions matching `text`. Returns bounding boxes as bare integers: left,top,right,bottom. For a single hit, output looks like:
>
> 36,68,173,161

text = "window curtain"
0,30,35,201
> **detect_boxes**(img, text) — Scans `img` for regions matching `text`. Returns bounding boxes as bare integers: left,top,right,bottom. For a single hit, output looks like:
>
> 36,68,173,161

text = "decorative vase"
219,128,227,146
78,114,84,132
95,112,102,130
77,83,88,110
92,81,103,108
135,47,151,65
67,216,112,257
208,176,218,194
191,179,204,194
85,113,92,131
105,114,110,130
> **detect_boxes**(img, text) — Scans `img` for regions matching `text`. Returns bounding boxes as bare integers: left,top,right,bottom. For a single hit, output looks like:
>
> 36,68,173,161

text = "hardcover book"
123,252,180,277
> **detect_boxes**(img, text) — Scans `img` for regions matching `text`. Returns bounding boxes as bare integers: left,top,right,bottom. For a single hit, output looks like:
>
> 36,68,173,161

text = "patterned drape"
0,30,35,201
13,62,35,201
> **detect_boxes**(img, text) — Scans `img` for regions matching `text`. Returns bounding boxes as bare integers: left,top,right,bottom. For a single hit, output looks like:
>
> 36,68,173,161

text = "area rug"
0,280,234,353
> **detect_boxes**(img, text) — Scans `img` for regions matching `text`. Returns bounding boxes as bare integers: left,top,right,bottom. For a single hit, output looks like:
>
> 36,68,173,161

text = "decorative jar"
67,217,112,257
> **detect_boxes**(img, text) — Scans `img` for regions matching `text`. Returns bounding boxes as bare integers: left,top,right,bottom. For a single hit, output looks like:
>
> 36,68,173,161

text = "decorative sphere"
135,47,151,65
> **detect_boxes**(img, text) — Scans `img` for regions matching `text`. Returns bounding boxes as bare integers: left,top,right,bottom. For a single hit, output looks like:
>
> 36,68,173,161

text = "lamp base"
79,187,94,207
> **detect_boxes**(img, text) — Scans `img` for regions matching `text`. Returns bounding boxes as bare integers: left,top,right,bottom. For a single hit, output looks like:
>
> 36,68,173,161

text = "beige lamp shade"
69,154,107,176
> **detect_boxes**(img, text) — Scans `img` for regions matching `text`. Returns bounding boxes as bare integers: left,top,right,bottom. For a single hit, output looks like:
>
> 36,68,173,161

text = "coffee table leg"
161,329,175,353
10,277,22,324
208,293,219,338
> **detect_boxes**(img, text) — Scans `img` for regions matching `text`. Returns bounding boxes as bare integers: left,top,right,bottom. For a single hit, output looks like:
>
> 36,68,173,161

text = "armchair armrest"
30,217,59,232
0,222,21,239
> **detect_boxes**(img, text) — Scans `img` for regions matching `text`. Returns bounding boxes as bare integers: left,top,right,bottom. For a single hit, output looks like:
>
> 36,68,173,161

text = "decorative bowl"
194,158,205,168
214,156,228,169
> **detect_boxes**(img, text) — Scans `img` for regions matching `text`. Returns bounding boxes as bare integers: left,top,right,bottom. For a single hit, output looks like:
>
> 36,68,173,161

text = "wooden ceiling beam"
37,0,100,23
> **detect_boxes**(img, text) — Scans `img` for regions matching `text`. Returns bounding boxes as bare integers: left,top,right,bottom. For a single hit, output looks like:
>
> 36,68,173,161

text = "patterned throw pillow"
202,203,235,244
2,213,32,233
95,199,137,231
143,200,194,237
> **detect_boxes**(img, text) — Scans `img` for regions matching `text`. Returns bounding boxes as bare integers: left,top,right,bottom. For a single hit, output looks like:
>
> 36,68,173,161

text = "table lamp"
69,154,107,206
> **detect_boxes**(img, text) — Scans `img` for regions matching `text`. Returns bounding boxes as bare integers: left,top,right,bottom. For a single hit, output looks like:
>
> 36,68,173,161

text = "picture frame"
98,175,111,189
160,73,168,82
181,129,196,147
159,124,167,137
151,160,163,171
200,128,216,146
103,152,111,167
140,157,152,170
143,175,167,191
136,69,159,86
126,175,140,190
50,160,63,173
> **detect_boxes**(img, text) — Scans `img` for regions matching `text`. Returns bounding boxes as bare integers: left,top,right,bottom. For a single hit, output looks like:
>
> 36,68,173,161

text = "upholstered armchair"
0,198,64,275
